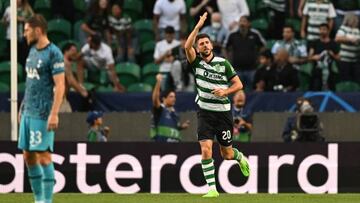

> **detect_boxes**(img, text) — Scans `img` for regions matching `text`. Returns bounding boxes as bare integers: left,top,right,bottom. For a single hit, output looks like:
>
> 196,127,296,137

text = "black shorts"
197,109,233,147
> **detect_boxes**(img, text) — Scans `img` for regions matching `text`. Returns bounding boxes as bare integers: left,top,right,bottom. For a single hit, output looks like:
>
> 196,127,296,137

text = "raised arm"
152,74,162,108
185,12,208,64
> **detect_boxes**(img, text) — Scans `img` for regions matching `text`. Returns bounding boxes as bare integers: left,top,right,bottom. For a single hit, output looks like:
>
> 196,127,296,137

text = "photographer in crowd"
282,97,324,142
232,91,252,142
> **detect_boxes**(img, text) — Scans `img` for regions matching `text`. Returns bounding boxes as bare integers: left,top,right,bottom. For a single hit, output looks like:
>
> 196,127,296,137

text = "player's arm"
226,76,243,95
64,61,88,97
212,75,243,97
48,73,65,131
107,64,125,92
152,74,162,108
185,12,208,64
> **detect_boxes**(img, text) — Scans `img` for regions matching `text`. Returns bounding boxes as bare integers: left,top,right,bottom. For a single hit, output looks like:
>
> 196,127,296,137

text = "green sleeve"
88,131,97,142
224,60,237,80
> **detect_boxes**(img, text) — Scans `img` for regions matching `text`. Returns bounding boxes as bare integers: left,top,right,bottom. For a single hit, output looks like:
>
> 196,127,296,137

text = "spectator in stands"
264,0,294,39
335,13,360,84
154,26,183,91
150,74,190,142
266,48,299,91
232,91,252,142
81,0,111,42
224,16,266,91
108,2,135,62
190,0,219,27
282,97,324,142
253,49,274,92
301,0,336,46
272,25,308,68
217,0,249,32
331,0,360,32
1,0,33,67
86,111,110,142
200,12,227,56
59,42,91,113
79,34,125,92
153,0,187,41
309,23,340,91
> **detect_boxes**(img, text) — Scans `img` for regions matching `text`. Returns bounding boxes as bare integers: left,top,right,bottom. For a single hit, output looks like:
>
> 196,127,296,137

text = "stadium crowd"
0,0,360,94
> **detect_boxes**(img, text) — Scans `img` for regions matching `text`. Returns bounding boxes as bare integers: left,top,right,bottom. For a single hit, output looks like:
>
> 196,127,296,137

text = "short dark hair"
161,89,175,99
240,15,250,22
260,49,274,62
195,33,211,44
283,25,294,32
165,26,175,34
62,42,77,53
319,23,329,29
90,34,102,46
26,14,48,33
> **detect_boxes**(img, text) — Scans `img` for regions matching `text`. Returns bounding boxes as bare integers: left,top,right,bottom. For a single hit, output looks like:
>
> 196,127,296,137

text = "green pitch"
1,193,360,203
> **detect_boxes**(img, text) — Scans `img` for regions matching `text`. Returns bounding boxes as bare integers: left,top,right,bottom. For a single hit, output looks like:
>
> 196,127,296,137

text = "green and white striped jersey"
190,55,237,112
336,25,360,62
303,0,336,41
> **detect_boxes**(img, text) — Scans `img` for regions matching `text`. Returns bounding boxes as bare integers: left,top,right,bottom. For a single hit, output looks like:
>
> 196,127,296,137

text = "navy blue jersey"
23,43,64,119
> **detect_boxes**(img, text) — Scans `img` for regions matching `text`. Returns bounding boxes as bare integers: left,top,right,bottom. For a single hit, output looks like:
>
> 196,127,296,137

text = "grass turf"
0,193,360,203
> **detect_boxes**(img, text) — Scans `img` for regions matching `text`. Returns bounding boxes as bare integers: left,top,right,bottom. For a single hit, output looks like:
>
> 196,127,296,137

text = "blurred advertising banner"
0,142,359,193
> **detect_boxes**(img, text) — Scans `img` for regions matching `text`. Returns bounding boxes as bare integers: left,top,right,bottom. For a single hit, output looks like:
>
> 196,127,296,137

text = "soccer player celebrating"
18,14,65,203
184,12,250,197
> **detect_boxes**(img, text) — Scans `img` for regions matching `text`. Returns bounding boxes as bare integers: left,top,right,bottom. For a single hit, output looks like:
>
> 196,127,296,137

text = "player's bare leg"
199,140,219,198
220,145,250,177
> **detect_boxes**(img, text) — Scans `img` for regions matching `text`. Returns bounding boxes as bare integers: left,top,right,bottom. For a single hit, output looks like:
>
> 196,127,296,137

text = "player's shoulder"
212,56,232,66
212,56,226,63
48,43,63,56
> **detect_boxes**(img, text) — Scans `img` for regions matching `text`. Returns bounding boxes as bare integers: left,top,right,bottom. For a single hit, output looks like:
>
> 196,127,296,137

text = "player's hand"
211,88,227,97
156,74,163,82
239,118,246,126
195,12,208,30
114,83,126,93
103,126,110,135
47,113,59,131
18,112,21,124
181,120,190,129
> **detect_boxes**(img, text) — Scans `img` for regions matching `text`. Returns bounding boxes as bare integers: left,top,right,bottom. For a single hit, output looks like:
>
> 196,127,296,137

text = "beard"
200,50,212,58
26,37,37,46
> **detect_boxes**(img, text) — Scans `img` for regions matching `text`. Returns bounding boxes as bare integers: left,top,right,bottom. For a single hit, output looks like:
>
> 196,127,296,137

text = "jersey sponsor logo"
26,67,40,80
54,62,64,69
203,71,223,80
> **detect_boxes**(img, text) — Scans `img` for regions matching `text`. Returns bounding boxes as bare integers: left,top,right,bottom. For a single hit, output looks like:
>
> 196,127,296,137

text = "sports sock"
27,164,44,202
201,159,217,191
42,162,55,203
